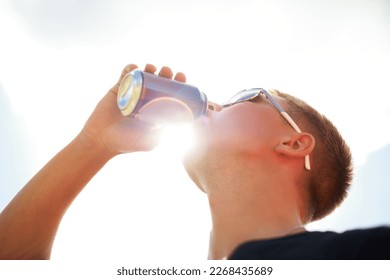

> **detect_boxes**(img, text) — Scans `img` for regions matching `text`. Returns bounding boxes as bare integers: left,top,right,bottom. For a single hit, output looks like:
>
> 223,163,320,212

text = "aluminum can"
117,69,208,125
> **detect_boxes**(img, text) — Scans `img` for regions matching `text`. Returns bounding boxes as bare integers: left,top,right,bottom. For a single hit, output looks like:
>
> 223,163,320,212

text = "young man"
0,64,388,260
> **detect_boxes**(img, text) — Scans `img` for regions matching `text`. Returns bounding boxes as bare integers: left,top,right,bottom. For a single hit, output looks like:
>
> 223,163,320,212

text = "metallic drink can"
117,69,208,125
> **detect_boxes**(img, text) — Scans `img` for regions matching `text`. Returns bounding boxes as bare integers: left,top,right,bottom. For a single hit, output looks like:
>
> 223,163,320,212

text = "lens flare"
154,124,196,158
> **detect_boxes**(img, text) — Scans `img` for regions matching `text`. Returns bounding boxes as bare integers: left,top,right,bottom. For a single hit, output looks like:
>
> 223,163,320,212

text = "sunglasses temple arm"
280,112,311,171
280,112,302,133
304,156,311,171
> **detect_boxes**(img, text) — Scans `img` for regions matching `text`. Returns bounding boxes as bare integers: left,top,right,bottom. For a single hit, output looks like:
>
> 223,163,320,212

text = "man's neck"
205,175,305,260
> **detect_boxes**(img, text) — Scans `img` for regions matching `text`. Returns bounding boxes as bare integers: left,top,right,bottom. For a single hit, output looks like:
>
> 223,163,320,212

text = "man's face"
182,95,291,184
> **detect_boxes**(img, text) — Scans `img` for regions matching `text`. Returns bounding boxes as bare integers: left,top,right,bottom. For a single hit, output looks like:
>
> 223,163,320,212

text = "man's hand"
0,63,187,259
80,64,187,157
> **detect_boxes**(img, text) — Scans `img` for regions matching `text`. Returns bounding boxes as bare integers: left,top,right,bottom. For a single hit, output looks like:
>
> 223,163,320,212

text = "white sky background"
0,0,390,262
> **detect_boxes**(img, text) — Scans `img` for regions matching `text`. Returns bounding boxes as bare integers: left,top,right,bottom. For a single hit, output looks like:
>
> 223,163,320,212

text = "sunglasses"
222,88,311,171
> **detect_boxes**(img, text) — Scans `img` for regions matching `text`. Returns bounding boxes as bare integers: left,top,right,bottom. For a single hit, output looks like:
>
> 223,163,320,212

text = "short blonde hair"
272,90,353,222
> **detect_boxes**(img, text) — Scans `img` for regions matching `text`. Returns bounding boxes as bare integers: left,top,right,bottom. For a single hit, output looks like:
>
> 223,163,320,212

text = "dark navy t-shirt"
229,227,390,260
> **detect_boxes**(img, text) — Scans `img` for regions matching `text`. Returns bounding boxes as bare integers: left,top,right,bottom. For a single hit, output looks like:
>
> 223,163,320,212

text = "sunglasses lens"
223,89,260,106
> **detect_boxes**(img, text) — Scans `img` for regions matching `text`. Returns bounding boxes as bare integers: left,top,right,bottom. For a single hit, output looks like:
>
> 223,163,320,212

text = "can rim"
117,69,143,116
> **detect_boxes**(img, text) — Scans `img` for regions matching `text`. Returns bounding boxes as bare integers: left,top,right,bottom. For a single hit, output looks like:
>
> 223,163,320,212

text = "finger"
125,63,138,73
174,72,186,83
109,64,138,96
158,66,173,79
135,127,163,151
144,64,157,74
120,64,138,81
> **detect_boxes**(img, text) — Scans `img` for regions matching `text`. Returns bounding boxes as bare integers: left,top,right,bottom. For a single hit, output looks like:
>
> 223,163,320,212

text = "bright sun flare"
154,124,196,158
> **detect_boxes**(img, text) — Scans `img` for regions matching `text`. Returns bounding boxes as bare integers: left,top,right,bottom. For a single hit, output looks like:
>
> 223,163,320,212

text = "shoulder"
322,226,390,241
229,226,390,260
337,226,390,259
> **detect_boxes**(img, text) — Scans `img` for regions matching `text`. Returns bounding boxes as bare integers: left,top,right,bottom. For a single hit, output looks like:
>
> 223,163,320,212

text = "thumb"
134,127,163,152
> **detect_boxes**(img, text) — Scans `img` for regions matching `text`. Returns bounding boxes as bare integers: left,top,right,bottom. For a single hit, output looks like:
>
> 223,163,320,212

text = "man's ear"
274,133,315,159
